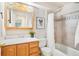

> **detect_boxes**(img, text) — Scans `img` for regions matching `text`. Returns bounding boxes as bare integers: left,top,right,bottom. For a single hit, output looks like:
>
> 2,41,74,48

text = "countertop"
0,37,39,46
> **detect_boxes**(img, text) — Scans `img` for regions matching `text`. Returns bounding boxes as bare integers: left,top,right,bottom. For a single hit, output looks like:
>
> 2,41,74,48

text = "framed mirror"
4,2,34,29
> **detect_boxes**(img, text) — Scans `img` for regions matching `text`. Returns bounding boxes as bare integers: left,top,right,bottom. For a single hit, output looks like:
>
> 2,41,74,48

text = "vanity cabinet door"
29,41,40,56
0,47,1,56
16,43,29,56
2,45,16,56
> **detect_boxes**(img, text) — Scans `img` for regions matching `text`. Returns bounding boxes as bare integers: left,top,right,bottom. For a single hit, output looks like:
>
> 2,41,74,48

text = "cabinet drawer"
29,41,39,48
30,47,40,54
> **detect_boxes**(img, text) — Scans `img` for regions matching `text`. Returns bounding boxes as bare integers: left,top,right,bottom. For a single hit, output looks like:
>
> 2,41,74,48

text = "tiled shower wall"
55,19,64,44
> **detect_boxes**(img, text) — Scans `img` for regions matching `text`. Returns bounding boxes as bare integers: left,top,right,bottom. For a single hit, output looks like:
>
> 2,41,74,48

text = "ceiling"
23,2,74,12
34,2,72,12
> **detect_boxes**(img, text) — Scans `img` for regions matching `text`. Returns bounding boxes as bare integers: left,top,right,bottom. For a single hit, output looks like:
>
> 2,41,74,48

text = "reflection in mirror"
5,2,34,29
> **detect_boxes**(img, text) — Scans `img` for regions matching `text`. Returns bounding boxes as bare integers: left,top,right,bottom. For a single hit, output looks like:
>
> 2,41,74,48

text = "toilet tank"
39,38,47,47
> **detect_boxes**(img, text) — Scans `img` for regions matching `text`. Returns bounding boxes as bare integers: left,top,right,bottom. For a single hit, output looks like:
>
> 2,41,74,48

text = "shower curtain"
75,19,79,49
47,13,55,51
55,12,79,52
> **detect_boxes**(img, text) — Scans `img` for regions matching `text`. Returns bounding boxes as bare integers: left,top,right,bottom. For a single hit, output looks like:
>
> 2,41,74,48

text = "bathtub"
54,43,79,56
39,39,79,56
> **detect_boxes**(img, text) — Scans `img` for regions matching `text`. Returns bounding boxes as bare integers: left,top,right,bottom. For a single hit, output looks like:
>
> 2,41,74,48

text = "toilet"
39,39,52,56
41,47,52,56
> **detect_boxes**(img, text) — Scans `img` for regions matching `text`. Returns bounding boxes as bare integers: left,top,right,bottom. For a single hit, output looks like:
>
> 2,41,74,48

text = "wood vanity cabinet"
1,41,40,56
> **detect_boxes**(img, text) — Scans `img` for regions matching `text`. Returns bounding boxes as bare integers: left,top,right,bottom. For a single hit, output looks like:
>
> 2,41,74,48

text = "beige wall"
0,3,3,40
34,8,48,38
5,7,48,39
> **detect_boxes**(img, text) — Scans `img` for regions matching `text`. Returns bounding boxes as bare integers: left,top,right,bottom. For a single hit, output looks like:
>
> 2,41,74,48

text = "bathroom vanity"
1,2,40,56
0,38,40,56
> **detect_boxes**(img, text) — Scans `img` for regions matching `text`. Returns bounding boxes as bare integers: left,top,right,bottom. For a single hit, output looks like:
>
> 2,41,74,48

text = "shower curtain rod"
62,10,79,15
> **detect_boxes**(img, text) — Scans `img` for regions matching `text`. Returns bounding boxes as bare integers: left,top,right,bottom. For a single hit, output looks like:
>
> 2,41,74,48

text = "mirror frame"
4,2,34,30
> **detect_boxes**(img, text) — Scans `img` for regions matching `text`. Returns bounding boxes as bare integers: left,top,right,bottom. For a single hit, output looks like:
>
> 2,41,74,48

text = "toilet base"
41,47,52,56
